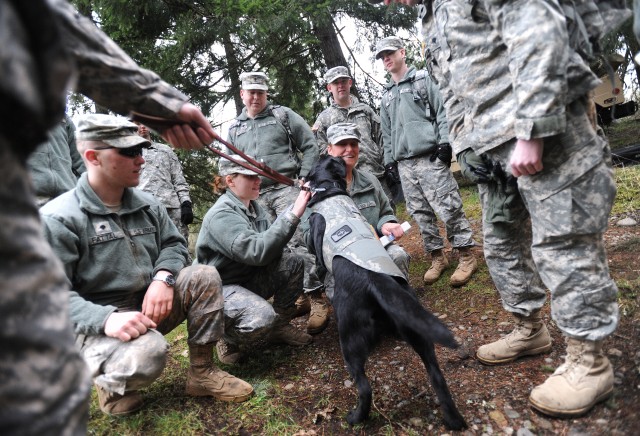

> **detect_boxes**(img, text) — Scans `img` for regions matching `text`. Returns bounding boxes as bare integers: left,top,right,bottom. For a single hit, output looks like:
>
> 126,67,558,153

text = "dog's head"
307,156,348,206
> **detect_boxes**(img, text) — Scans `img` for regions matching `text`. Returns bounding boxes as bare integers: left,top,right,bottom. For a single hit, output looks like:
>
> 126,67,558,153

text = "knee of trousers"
127,330,168,383
176,265,223,307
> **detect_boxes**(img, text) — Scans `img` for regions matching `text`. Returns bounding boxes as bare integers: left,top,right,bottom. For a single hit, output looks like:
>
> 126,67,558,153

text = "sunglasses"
92,144,148,158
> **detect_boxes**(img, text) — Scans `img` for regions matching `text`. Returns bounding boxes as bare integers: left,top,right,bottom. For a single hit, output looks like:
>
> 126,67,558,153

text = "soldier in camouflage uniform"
228,72,327,334
1,1,227,432
195,156,312,365
42,115,254,416
376,35,477,287
376,0,623,418
312,66,396,205
136,122,193,242
27,113,86,207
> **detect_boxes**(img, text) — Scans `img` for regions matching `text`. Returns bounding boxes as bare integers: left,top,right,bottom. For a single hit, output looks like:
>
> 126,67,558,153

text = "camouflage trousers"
167,207,189,242
477,183,546,316
398,154,474,252
221,252,304,345
258,184,323,292
486,98,619,341
323,243,411,301
0,143,89,435
76,265,224,395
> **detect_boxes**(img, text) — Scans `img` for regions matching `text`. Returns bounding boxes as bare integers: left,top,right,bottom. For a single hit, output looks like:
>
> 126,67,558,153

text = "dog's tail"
369,272,458,349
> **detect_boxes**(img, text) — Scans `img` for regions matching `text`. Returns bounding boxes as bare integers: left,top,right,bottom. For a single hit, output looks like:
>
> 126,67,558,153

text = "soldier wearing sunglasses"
41,114,253,417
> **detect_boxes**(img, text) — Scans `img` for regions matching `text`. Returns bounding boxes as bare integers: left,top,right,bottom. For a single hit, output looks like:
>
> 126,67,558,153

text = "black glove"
457,148,491,184
180,201,194,225
384,162,401,185
429,143,453,167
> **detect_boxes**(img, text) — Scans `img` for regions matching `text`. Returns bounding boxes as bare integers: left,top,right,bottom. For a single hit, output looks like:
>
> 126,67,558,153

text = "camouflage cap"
76,114,150,148
375,36,404,59
219,155,260,176
240,72,268,91
324,66,351,84
327,122,360,145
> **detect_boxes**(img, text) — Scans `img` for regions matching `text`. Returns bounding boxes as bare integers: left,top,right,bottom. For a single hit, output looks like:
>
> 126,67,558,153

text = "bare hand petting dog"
291,188,311,218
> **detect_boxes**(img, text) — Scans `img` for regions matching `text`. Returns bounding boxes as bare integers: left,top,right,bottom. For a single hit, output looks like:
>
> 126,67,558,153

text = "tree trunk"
223,33,244,116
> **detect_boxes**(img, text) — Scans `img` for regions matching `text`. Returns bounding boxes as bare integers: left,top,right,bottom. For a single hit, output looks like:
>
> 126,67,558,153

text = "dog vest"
310,195,405,281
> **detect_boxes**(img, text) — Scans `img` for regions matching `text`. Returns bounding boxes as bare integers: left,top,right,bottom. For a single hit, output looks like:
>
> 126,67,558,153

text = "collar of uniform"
76,173,150,216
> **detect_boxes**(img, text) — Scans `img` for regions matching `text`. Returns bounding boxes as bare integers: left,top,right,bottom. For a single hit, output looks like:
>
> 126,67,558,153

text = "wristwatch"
153,273,176,287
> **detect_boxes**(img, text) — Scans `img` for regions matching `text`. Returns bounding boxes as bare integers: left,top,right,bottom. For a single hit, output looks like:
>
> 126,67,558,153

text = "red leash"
129,112,296,186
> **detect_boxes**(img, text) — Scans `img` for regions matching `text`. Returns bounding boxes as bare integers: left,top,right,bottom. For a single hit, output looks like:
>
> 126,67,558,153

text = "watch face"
164,274,176,286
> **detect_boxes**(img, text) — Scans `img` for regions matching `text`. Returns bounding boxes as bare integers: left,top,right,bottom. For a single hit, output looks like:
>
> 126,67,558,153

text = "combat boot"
477,311,552,365
186,344,253,402
293,294,311,318
450,247,477,287
216,338,244,365
307,290,329,335
95,385,143,416
529,338,613,417
423,249,449,284
269,306,312,346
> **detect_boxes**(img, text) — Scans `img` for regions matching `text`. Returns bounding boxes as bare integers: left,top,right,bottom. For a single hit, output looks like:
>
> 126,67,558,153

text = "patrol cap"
219,155,260,176
240,72,268,91
375,36,404,59
76,114,150,148
327,123,360,145
324,66,351,84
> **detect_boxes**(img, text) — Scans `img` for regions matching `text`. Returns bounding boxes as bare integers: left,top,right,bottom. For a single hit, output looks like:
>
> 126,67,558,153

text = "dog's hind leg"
334,286,375,425
407,336,467,430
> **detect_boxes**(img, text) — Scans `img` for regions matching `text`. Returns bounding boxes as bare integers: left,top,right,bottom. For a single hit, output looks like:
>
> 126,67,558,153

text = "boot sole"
529,386,613,418
476,343,552,365
185,384,253,403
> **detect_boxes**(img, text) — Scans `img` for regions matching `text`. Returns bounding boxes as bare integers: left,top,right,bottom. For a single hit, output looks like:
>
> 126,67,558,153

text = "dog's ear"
326,156,346,180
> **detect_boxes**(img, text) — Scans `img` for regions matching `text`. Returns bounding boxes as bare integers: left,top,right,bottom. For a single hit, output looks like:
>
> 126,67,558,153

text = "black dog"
305,156,467,430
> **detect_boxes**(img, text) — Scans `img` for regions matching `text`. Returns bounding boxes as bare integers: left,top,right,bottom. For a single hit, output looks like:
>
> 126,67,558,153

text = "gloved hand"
429,143,453,167
180,201,194,225
457,148,491,184
384,162,401,185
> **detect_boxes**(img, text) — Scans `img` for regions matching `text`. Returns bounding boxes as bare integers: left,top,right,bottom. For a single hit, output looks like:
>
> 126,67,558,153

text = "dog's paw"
443,415,468,431
346,409,367,426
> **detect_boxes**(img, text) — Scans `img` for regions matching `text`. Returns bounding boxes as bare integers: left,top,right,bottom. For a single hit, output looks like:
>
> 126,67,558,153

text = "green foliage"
612,165,640,215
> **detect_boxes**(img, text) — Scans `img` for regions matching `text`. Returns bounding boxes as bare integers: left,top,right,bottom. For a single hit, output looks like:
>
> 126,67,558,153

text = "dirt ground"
261,211,639,435
155,208,639,435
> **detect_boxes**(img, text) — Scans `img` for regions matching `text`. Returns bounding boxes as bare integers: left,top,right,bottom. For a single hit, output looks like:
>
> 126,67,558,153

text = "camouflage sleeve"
313,114,329,155
51,0,187,119
168,149,191,204
483,0,568,139
288,109,319,178
425,75,450,145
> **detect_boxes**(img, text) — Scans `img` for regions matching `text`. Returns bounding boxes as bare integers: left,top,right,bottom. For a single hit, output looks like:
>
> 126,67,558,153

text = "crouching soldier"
41,114,253,416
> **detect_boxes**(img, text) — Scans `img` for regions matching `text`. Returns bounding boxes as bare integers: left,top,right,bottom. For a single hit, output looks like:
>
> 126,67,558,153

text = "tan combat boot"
529,338,614,417
476,311,552,365
307,291,329,335
216,338,244,365
186,344,253,402
269,307,313,346
423,249,449,284
95,385,143,416
293,294,311,318
450,247,478,287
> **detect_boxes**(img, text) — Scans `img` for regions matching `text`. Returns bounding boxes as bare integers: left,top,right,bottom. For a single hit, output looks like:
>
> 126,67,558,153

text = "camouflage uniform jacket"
428,0,599,155
41,173,189,336
26,114,86,198
139,142,191,209
227,105,319,188
313,95,385,178
380,66,449,166
310,195,405,280
195,190,300,285
349,168,397,235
